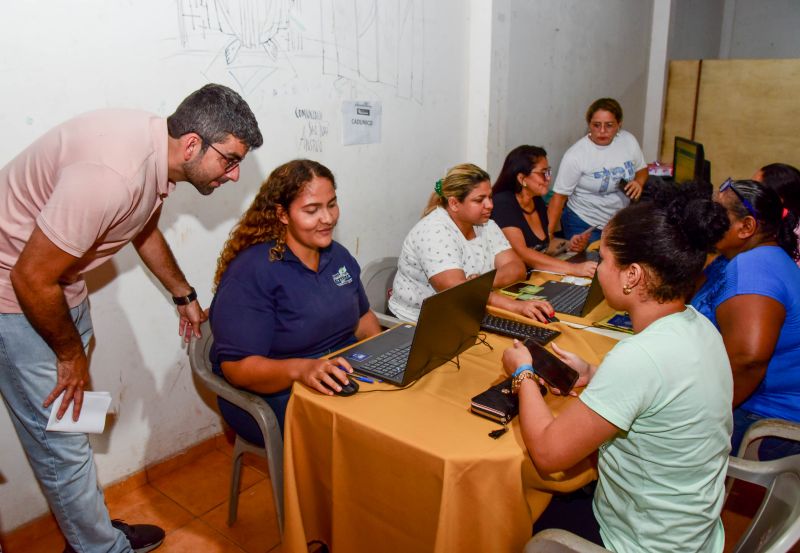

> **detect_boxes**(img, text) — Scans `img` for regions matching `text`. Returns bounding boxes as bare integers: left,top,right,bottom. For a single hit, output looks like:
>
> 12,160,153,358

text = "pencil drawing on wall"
176,0,425,103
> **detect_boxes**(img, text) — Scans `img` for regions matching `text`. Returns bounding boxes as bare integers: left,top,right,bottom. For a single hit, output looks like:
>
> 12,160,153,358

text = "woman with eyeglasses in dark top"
691,178,800,459
491,145,597,278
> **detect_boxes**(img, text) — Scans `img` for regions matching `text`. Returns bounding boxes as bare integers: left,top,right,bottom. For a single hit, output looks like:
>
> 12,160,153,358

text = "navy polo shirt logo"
332,265,353,286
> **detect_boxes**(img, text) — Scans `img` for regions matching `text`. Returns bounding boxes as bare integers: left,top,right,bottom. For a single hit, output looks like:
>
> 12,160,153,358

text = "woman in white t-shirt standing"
547,98,648,251
389,163,554,323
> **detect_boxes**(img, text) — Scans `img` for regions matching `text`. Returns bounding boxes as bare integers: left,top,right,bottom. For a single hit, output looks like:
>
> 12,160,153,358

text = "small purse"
470,377,519,424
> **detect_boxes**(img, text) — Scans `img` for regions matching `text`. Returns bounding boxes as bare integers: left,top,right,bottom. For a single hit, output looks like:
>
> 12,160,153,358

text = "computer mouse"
545,313,560,324
321,377,359,397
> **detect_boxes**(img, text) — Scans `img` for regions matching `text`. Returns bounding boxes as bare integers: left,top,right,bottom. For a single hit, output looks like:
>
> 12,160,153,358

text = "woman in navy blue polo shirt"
209,159,381,438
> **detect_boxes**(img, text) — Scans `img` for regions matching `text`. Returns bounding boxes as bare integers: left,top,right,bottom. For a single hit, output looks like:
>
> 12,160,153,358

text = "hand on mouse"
513,299,555,324
302,357,353,395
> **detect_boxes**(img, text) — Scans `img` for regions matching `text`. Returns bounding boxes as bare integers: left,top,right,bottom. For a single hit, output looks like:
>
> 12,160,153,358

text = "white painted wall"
722,0,800,58
642,0,674,162
668,0,726,60
0,0,470,532
668,0,800,60
500,0,655,181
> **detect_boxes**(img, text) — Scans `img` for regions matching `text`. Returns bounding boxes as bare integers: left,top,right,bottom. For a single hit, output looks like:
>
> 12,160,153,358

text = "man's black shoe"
62,519,165,553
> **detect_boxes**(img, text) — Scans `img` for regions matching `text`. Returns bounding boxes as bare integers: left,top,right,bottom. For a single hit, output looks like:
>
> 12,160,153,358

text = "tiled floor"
3,437,282,553
3,439,796,553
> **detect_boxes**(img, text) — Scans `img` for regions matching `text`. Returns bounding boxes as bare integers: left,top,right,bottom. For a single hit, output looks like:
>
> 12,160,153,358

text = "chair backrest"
727,454,800,553
360,256,399,315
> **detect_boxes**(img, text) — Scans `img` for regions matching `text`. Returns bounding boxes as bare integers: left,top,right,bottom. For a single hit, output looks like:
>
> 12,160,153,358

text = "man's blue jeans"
0,299,131,552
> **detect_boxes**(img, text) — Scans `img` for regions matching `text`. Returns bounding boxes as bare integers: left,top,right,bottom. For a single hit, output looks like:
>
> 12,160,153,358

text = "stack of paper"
46,391,112,434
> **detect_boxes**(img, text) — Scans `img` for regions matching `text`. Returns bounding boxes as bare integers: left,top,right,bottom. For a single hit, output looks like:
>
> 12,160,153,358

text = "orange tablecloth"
282,321,619,553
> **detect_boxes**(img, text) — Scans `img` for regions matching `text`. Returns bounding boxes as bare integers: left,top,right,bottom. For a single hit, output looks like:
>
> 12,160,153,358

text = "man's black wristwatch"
172,286,197,306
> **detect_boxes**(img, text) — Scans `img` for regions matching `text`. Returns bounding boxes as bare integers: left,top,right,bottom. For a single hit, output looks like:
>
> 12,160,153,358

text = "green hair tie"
434,178,444,197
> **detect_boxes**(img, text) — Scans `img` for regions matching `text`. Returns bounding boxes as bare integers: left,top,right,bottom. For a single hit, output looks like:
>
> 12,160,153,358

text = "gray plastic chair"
360,256,402,327
188,321,284,538
524,454,800,553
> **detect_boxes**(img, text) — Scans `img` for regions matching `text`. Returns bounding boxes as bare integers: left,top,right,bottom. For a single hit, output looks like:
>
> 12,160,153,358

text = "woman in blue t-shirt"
691,179,800,459
209,159,381,440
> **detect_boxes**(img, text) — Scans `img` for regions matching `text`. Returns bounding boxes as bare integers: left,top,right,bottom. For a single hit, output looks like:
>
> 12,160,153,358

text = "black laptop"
337,270,496,385
537,272,605,317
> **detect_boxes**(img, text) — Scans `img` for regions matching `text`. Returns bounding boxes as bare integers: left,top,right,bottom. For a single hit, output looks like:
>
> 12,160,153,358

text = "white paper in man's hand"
46,391,112,433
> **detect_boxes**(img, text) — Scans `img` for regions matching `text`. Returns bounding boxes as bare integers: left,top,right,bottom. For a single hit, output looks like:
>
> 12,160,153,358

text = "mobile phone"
618,178,628,191
522,339,579,394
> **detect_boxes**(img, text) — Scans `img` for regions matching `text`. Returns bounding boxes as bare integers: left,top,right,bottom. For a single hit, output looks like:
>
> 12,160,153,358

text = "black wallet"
470,377,518,424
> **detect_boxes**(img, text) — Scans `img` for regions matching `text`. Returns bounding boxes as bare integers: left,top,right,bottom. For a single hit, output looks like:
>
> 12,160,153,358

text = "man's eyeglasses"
531,167,552,179
720,178,758,219
200,136,241,173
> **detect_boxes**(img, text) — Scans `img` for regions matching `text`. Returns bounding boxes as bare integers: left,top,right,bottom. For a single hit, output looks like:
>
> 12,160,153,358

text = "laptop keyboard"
358,344,410,379
480,314,561,345
545,284,589,315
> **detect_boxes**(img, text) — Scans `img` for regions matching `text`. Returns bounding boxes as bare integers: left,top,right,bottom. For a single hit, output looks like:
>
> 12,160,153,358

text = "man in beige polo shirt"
0,84,262,553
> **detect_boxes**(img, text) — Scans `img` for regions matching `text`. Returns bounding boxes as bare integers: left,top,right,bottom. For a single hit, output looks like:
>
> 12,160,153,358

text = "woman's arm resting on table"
546,193,569,239
503,341,615,474
717,294,786,406
493,248,527,287
355,310,382,340
489,291,553,323
501,227,596,278
221,355,356,396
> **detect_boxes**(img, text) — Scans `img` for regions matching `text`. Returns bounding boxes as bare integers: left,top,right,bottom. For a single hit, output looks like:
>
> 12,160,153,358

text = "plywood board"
694,59,800,181
660,60,700,164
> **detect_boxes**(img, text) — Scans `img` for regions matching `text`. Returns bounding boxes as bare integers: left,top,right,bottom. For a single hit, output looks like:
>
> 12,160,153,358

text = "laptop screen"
673,137,704,184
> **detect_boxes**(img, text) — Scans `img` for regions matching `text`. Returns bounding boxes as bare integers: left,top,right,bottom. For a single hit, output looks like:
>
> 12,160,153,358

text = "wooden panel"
695,59,800,182
660,60,700,164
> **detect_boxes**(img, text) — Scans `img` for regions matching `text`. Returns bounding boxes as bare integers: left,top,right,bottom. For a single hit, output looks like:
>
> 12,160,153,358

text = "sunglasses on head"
720,178,758,219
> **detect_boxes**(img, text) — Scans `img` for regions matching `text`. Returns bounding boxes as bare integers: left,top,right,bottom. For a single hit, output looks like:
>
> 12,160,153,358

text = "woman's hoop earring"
623,285,633,295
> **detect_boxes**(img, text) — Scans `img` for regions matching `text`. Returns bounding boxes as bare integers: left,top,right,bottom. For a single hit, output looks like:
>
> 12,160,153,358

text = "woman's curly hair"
213,159,336,289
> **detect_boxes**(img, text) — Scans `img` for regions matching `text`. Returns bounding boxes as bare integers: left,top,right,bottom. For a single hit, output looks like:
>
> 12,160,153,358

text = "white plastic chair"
360,256,401,327
736,418,800,460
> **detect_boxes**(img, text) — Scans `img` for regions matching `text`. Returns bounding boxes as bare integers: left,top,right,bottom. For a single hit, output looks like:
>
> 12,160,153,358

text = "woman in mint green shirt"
504,186,733,552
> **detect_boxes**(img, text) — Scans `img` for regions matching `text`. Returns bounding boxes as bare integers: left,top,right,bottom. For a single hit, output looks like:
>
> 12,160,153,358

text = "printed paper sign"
341,101,381,145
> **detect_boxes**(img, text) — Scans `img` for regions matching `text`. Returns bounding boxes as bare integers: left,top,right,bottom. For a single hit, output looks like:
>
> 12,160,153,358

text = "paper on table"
561,276,592,286
46,391,112,434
